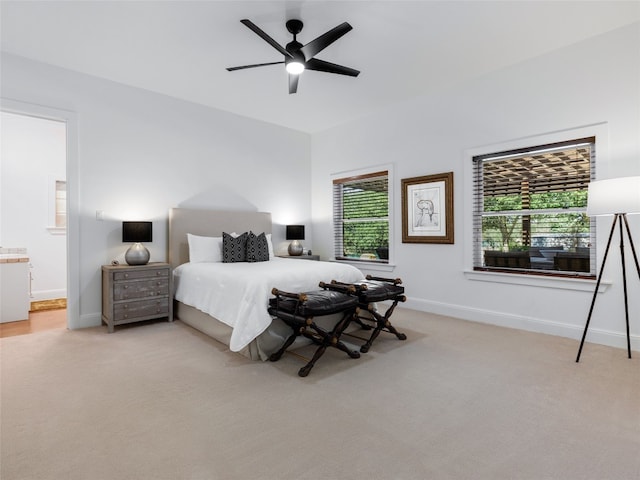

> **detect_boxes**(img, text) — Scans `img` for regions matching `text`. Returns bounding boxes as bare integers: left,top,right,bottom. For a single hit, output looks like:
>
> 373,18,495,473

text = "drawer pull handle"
124,314,128,318
124,274,129,278
124,285,129,289
124,304,128,309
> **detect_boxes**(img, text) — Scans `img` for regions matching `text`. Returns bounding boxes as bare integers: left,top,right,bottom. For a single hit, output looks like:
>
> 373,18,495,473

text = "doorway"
1,103,77,333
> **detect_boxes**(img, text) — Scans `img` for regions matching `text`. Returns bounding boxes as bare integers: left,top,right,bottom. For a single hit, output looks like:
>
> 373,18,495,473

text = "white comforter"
173,258,364,352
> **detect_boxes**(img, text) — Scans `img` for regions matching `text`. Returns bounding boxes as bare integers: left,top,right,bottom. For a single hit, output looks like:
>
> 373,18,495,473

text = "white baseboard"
73,301,639,353
404,297,640,353
30,289,66,302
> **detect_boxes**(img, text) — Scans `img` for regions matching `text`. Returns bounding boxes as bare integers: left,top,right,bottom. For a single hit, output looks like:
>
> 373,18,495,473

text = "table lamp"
576,176,640,362
122,221,152,265
286,225,305,256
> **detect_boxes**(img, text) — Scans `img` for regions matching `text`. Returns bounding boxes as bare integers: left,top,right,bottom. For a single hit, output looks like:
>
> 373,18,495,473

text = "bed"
168,208,365,360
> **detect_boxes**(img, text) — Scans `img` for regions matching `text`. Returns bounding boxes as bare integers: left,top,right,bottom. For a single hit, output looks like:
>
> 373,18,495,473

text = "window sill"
464,269,609,292
46,226,66,235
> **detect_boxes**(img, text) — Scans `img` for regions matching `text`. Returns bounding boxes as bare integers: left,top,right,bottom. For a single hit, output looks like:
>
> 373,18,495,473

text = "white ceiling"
1,1,639,133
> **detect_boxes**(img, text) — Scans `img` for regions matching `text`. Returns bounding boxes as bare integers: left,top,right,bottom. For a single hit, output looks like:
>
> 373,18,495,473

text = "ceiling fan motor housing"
286,19,303,35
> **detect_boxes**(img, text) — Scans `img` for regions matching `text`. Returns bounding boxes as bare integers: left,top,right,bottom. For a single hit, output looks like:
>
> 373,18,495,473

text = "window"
472,137,596,278
47,177,66,234
55,180,67,228
333,169,389,263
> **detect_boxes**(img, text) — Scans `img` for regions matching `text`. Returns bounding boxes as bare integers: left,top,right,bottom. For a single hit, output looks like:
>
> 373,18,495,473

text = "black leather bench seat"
268,287,361,377
355,281,405,303
329,275,407,353
268,290,358,317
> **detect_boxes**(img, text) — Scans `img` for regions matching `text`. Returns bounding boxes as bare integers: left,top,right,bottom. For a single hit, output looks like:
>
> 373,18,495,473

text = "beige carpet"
1,309,639,480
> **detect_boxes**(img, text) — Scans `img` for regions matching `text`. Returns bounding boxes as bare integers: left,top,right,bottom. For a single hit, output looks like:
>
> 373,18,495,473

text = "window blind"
472,137,596,277
333,171,389,262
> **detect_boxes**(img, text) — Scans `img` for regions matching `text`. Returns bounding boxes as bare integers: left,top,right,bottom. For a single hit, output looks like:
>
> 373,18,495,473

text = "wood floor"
0,309,67,338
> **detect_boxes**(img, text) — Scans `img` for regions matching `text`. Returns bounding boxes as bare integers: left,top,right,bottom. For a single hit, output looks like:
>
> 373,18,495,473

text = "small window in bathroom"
47,178,66,234
55,180,66,228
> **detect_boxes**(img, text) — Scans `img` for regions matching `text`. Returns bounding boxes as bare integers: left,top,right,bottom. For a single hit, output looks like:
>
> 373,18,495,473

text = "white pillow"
265,233,275,259
187,233,223,263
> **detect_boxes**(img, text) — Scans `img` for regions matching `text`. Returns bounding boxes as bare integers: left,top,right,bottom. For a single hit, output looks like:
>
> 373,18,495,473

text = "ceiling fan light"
286,61,305,75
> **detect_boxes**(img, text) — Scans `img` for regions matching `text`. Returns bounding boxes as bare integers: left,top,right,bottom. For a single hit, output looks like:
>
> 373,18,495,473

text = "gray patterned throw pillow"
246,231,269,262
222,232,248,263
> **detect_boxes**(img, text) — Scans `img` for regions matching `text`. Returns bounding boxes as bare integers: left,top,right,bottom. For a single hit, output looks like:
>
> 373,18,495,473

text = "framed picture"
402,172,454,244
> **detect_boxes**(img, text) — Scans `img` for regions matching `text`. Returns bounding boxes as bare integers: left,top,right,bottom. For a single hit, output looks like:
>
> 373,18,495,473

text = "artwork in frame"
401,172,454,244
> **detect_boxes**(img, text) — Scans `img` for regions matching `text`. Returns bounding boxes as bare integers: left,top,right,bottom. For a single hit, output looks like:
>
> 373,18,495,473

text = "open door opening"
0,109,69,335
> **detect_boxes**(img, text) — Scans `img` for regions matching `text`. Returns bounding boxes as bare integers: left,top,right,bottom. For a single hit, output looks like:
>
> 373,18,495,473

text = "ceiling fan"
226,19,360,94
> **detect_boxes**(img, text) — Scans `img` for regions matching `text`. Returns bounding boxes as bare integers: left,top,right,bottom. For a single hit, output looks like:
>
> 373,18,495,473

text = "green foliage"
482,216,521,250
343,189,388,218
343,221,388,257
482,190,589,250
484,194,521,211
342,187,388,258
483,190,587,212
530,190,587,209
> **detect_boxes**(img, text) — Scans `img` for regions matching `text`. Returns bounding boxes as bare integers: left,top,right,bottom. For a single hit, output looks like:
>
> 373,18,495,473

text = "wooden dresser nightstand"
101,262,172,333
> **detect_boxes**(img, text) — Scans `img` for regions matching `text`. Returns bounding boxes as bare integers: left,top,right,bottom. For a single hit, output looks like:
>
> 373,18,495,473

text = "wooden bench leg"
359,298,407,353
298,344,327,377
269,329,301,362
268,307,361,376
298,310,360,376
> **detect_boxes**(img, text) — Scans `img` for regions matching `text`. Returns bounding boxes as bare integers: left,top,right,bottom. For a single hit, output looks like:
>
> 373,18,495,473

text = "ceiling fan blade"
288,74,299,94
299,22,352,60
226,61,284,72
240,19,292,58
305,58,360,77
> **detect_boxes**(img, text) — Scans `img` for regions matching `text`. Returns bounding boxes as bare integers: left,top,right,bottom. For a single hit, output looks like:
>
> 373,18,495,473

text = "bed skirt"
175,300,363,361
175,301,295,361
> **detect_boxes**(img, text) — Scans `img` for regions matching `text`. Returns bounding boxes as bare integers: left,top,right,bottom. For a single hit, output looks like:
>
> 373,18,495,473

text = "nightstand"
278,255,320,261
101,262,172,333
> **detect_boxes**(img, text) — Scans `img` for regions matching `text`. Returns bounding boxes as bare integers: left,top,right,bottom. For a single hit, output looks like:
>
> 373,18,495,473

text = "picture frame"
401,172,454,244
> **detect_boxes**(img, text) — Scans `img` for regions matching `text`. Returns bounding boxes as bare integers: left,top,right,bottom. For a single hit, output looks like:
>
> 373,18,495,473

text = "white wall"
1,53,312,328
311,23,640,351
1,111,67,301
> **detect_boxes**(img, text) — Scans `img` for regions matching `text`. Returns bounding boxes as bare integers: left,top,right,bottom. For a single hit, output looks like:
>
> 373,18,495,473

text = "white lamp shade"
586,176,640,216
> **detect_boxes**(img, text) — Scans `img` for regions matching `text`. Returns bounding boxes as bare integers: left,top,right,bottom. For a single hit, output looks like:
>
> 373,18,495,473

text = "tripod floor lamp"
576,176,640,362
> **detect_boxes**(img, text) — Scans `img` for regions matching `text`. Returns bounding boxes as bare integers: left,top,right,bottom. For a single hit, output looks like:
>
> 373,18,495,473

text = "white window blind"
473,137,596,277
333,170,389,263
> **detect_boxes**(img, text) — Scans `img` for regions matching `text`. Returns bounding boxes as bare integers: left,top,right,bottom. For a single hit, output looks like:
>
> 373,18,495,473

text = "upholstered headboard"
168,208,272,270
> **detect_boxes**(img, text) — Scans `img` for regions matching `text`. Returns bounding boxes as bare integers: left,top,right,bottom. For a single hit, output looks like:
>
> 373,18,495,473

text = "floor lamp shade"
577,175,640,362
122,221,152,265
587,176,640,216
286,225,305,256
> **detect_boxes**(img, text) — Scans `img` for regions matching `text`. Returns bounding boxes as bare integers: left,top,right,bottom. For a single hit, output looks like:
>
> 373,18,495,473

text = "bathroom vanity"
0,249,30,323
